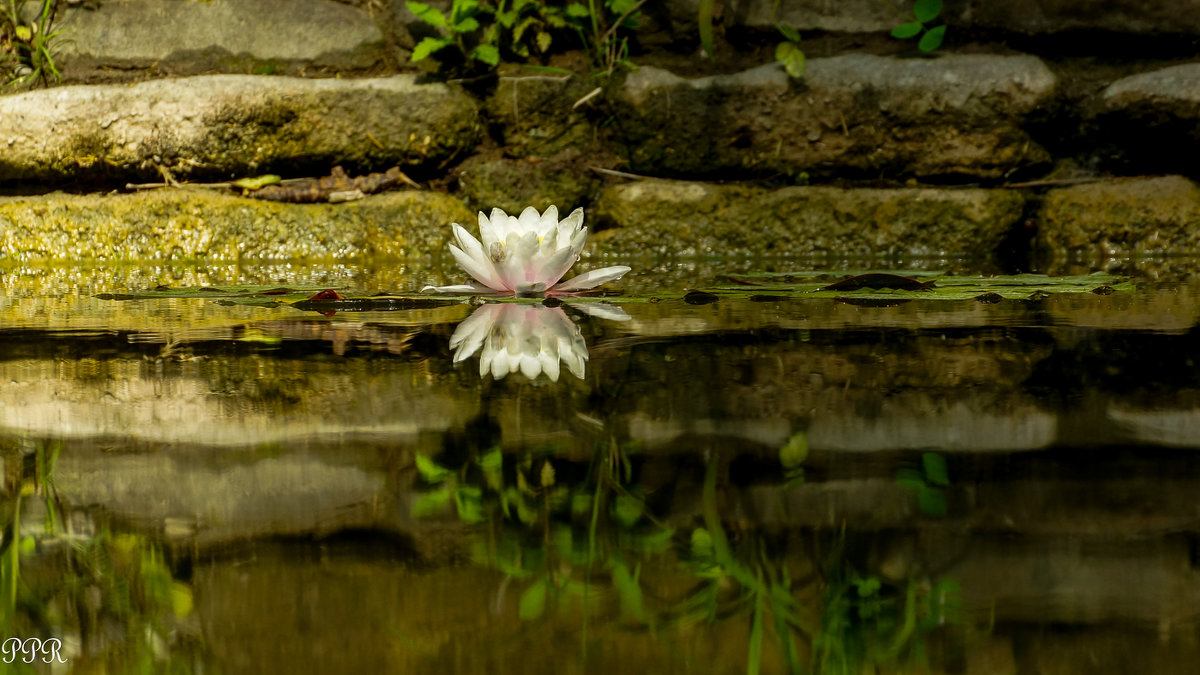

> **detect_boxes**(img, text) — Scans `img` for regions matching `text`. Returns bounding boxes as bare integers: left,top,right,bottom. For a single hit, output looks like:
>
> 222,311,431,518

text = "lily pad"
93,271,1132,313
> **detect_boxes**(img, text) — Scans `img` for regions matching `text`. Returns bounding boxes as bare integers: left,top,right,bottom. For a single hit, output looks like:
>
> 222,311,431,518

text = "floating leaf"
819,273,935,292
919,24,947,51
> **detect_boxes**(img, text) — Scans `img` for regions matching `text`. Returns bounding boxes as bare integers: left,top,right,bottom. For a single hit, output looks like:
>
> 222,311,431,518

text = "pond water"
2,258,1200,674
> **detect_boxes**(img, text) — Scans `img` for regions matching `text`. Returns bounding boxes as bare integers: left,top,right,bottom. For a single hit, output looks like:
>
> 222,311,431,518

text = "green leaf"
536,30,552,53
454,16,481,33
611,560,646,621
571,491,592,516
471,43,501,66
896,467,925,490
415,453,453,484
411,35,454,62
775,41,806,79
170,582,194,617
455,485,484,523
477,446,503,471
778,24,801,44
917,486,947,517
914,0,943,24
565,3,590,18
406,1,448,28
853,575,881,597
411,488,453,517
518,579,548,620
922,452,950,487
630,527,675,554
691,527,713,558
918,24,946,51
613,493,644,527
890,21,923,39
779,431,808,469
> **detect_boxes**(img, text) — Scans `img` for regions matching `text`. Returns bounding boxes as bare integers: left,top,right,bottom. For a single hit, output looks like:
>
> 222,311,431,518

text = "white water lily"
450,304,589,381
422,205,631,295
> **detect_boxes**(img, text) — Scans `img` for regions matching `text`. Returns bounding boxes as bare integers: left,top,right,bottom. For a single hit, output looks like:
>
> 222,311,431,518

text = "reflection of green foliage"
779,431,807,487
816,557,963,674
897,452,950,518
680,456,809,675
1,437,199,670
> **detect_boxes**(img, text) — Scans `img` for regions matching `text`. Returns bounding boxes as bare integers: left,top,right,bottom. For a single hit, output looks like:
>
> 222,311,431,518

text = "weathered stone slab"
1036,176,1200,254
0,75,481,183
666,1,1200,37
592,179,1026,256
0,189,472,262
612,55,1056,179
59,0,385,75
1098,64,1200,173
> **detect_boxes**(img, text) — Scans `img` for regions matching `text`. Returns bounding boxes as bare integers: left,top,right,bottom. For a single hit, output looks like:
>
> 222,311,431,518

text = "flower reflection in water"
450,302,627,381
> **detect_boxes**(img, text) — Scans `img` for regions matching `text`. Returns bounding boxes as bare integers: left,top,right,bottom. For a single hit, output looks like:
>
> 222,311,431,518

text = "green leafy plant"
891,0,946,52
407,0,501,69
774,24,804,79
779,431,807,487
0,0,66,88
769,0,804,79
572,0,643,77
896,452,950,517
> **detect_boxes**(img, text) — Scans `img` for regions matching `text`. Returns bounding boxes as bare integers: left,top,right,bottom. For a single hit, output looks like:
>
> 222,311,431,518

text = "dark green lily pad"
93,271,1132,312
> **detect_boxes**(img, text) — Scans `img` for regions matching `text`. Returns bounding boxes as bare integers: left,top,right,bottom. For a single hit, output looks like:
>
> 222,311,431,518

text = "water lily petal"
514,281,547,295
536,244,579,289
421,282,493,294
518,206,540,231
450,244,507,291
553,265,632,293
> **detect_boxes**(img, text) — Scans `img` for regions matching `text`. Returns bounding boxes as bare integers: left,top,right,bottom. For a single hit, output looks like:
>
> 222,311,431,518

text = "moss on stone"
0,189,473,263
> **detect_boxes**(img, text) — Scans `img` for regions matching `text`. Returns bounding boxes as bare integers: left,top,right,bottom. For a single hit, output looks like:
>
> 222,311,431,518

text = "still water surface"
2,259,1199,674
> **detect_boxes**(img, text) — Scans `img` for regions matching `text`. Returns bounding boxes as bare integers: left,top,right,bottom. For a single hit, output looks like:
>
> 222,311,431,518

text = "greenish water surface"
2,258,1199,674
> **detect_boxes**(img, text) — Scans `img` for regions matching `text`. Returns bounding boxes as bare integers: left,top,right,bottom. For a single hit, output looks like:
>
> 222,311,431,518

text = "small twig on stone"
573,86,603,109
591,166,649,180
1004,177,1104,189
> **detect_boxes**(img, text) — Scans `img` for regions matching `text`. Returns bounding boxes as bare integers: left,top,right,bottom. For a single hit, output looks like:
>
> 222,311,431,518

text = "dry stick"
125,177,314,191
590,166,649,180
1004,177,1104,189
